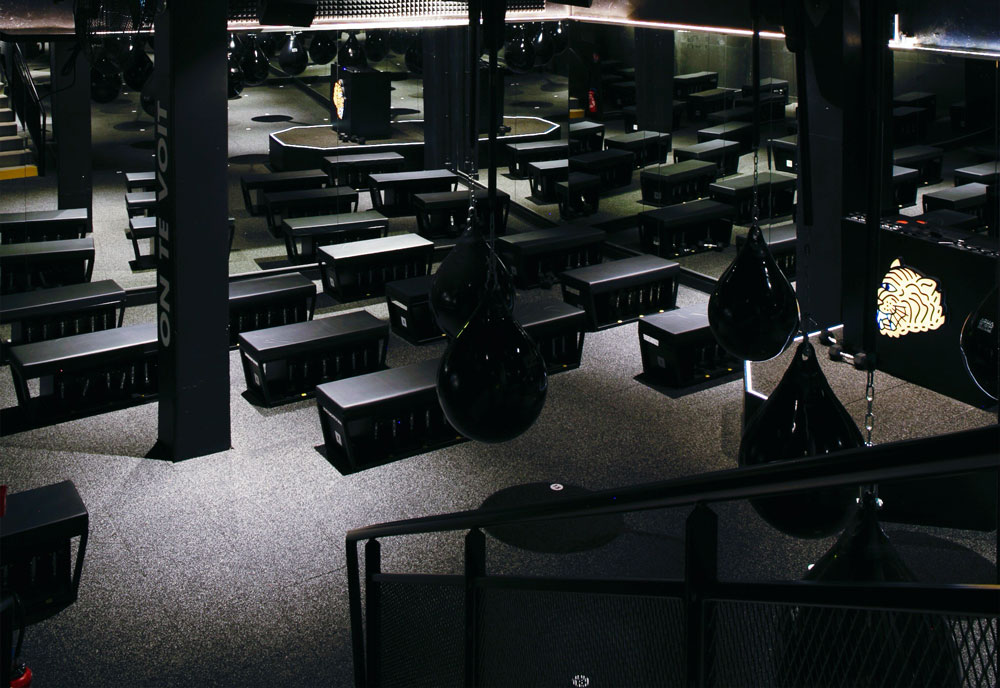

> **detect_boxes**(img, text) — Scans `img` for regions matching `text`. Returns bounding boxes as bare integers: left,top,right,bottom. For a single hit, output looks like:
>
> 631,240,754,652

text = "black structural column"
152,1,231,460
634,28,673,134
50,41,92,214
423,27,474,174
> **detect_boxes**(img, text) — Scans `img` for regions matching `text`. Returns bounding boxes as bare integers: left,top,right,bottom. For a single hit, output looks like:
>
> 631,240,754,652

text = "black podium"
331,66,391,140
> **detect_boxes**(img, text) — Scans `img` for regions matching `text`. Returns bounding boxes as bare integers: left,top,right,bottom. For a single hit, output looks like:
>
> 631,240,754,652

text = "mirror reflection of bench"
923,182,992,235
127,216,235,269
124,171,157,192
385,275,445,345
321,151,405,190
568,120,605,154
1,281,126,360
240,169,328,215
412,188,510,239
514,299,587,374
506,141,571,178
368,169,459,216
125,191,156,218
529,159,568,202
569,148,635,189
7,322,158,420
623,102,685,132
735,223,797,279
559,255,679,331
697,122,753,155
893,145,943,185
638,305,740,388
228,273,317,347
953,162,1000,232
890,166,920,210
892,106,927,146
687,88,739,119
0,208,90,244
280,210,388,263
608,80,637,109
639,199,734,259
709,171,797,223
768,135,798,174
734,92,787,122
316,357,463,473
238,310,389,407
640,160,719,207
674,71,718,99
893,91,936,132
557,172,601,219
319,234,434,302
263,187,359,233
742,78,789,103
605,130,671,168
0,238,95,295
496,226,606,289
674,139,741,176
911,209,981,232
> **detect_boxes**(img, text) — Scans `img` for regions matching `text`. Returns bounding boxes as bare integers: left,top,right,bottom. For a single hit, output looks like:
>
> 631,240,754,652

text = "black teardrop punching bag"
241,34,270,86
709,223,799,361
278,33,308,75
739,340,863,539
960,286,998,400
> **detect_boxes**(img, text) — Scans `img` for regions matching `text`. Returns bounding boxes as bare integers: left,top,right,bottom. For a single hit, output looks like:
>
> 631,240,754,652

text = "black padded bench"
506,141,570,178
496,226,607,289
514,299,587,374
953,161,1000,188
709,171,797,223
640,160,719,207
893,145,943,185
768,135,798,174
368,169,458,216
280,210,388,263
412,188,510,239
0,237,95,295
318,233,434,301
124,171,156,192
735,224,797,279
893,91,936,131
8,322,158,417
385,275,445,345
911,209,982,232
557,172,601,219
316,357,462,472
569,121,605,154
623,102,685,132
0,480,88,624
529,159,569,201
674,71,718,98
0,208,90,244
1,280,125,353
891,165,920,209
238,310,389,407
229,273,316,346
687,88,739,119
892,106,927,146
674,139,741,176
125,191,156,218
707,106,753,124
128,216,235,267
263,186,359,231
698,122,753,154
321,152,405,190
605,130,671,168
559,255,679,331
638,306,740,387
569,148,635,188
639,199,734,258
240,169,328,215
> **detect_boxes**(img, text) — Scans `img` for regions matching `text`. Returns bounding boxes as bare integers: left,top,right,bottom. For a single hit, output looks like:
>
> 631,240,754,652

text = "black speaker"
257,0,317,27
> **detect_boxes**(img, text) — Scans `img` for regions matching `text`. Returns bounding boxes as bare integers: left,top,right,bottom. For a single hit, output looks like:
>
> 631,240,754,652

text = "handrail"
7,43,46,176
346,424,997,542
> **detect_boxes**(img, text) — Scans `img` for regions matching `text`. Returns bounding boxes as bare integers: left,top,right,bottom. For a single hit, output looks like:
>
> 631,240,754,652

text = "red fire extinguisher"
587,88,598,114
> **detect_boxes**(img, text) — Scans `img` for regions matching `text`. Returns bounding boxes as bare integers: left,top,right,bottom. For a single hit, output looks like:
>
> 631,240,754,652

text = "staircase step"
0,149,31,166
0,94,9,109
0,122,16,137
0,164,39,181
0,108,14,123
0,135,26,152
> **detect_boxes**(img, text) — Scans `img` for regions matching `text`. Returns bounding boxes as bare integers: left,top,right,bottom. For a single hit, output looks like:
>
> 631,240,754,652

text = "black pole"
468,0,481,175
483,0,506,249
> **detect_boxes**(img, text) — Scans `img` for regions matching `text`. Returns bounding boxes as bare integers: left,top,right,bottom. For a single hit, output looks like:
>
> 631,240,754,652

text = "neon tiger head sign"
876,258,946,338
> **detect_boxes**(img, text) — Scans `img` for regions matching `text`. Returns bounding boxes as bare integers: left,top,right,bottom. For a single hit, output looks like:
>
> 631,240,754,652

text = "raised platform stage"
269,116,560,173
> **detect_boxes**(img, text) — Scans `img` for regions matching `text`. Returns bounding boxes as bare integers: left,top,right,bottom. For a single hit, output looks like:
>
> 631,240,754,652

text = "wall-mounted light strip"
887,39,1000,60
571,15,786,40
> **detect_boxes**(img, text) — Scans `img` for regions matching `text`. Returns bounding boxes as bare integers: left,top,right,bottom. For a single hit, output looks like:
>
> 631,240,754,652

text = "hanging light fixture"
277,33,308,75
739,339,864,538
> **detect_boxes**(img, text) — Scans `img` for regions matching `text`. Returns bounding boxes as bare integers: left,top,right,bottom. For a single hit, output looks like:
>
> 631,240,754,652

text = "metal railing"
346,424,999,687
6,43,46,176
